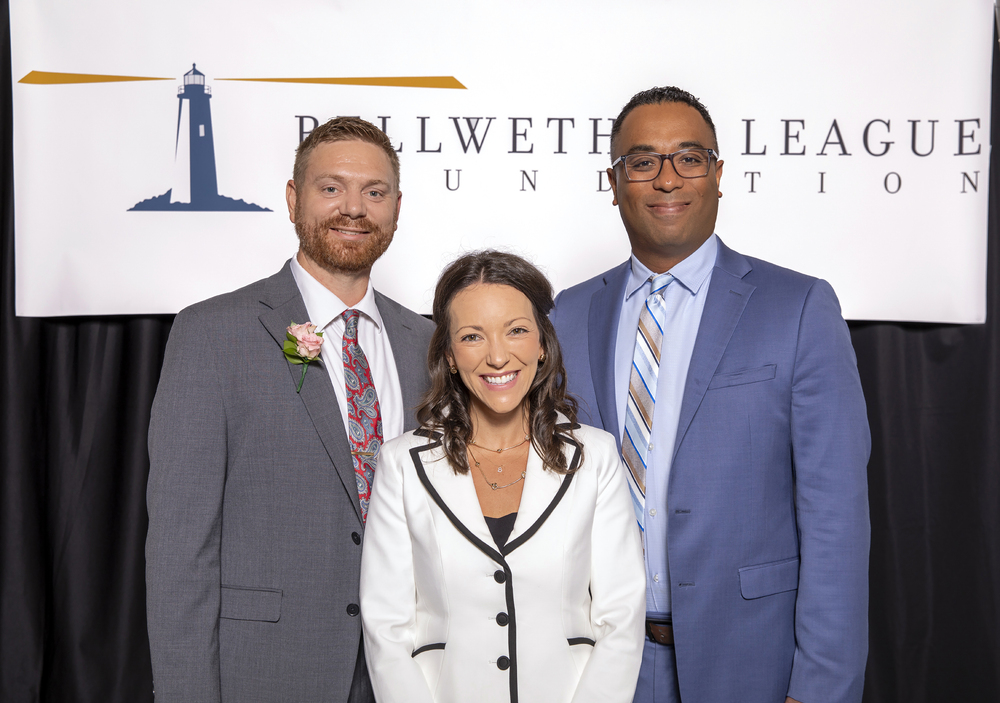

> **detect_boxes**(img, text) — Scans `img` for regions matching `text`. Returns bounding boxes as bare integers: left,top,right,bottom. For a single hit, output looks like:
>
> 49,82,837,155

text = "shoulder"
743,255,822,295
717,238,832,298
552,261,629,314
374,290,434,334
720,247,853,369
743,257,843,324
173,265,292,327
563,422,615,449
558,422,619,467
381,427,444,462
718,242,842,318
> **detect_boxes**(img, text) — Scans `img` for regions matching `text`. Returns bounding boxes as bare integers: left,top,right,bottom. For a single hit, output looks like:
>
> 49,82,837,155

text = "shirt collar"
625,233,719,301
290,255,384,334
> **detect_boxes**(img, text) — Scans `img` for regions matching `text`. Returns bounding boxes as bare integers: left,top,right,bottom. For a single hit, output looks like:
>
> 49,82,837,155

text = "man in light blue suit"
551,87,870,703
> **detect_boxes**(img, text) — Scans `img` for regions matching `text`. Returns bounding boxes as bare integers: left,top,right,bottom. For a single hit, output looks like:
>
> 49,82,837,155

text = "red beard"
295,212,396,274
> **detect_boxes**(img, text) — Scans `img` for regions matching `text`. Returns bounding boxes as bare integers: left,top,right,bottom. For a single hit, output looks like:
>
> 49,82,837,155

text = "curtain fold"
1,6,168,700
853,28,1000,702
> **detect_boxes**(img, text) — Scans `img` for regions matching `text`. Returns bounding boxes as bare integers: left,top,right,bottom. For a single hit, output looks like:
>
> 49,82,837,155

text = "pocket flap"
709,364,776,390
738,557,799,600
411,643,446,657
220,585,282,622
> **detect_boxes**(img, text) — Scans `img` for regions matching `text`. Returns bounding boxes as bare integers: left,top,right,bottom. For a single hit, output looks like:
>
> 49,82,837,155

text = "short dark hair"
417,250,580,475
610,86,718,157
293,116,400,190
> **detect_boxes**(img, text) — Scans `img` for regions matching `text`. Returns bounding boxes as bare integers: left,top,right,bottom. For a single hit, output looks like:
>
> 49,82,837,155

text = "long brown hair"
416,250,580,474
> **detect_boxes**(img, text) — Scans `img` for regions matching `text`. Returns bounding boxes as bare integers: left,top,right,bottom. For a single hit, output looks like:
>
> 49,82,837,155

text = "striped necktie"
342,309,383,524
622,273,674,530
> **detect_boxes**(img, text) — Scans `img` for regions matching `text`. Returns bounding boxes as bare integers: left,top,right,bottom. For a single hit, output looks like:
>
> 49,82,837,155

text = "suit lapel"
588,262,630,446
258,262,363,525
415,438,495,547
673,241,755,463
505,431,578,551
507,442,562,544
413,429,579,557
375,291,426,432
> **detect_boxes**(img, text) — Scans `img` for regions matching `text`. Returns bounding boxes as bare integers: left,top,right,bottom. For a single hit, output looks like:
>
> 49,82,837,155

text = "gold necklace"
469,433,530,453
468,445,526,490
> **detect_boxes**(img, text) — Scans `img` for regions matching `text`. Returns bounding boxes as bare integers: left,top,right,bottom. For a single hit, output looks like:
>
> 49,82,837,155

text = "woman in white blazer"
360,251,645,703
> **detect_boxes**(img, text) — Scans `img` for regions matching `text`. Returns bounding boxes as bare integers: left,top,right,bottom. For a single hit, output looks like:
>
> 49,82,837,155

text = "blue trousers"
633,639,681,703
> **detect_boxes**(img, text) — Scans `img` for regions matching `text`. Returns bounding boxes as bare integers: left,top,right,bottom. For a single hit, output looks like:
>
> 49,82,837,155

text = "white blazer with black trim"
360,421,646,703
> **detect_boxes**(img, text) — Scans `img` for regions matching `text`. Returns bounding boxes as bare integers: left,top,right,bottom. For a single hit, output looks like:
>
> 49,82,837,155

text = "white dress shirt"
290,256,405,442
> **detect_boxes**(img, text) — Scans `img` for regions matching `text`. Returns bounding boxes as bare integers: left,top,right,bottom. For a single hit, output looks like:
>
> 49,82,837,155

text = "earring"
538,352,546,363
449,365,457,374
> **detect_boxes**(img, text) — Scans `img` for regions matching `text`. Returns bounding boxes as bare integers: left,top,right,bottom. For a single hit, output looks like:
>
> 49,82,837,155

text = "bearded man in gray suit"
146,117,434,703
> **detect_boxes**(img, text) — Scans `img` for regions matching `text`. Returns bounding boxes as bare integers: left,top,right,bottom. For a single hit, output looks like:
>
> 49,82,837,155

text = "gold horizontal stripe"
19,70,173,85
216,76,466,89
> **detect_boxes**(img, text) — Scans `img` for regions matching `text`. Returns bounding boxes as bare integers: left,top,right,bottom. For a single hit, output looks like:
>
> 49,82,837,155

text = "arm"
785,280,871,703
146,308,227,703
570,437,647,703
360,443,435,703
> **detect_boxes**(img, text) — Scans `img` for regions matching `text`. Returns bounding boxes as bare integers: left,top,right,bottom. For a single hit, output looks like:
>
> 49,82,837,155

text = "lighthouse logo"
130,64,270,212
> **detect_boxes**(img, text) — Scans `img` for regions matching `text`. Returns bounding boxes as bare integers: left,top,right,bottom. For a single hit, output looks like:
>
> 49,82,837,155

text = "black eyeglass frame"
612,148,720,182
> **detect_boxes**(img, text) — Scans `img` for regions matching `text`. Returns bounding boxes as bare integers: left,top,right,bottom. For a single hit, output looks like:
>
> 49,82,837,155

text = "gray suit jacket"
146,261,434,703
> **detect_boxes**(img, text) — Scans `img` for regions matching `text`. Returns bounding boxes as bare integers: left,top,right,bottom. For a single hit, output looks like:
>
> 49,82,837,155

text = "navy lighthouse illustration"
131,64,269,211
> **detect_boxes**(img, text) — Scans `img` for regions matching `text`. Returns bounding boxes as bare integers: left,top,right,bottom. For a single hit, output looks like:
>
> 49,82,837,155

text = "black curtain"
853,31,1000,698
1,4,168,700
1,4,998,700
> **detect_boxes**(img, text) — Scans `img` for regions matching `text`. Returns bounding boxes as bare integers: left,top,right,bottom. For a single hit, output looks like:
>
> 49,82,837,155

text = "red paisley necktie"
341,309,383,523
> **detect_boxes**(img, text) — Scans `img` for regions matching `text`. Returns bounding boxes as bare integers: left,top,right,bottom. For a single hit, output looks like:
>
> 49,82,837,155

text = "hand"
786,698,803,703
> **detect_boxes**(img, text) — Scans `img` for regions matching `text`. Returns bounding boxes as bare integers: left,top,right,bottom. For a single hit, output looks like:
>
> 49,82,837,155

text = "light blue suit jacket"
551,238,870,703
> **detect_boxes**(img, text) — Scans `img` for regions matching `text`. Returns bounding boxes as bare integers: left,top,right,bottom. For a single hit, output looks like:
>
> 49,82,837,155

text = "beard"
294,208,396,275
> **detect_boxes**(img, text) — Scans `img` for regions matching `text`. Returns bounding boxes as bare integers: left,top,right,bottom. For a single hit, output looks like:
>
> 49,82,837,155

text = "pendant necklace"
469,433,529,453
468,444,526,490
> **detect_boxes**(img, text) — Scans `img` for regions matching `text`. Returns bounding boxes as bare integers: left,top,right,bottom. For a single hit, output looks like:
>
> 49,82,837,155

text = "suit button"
346,603,360,616
497,656,510,670
352,532,361,545
496,612,509,626
494,570,506,584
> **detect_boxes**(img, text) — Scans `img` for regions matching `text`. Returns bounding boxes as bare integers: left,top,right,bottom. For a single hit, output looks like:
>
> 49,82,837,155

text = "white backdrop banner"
11,0,994,322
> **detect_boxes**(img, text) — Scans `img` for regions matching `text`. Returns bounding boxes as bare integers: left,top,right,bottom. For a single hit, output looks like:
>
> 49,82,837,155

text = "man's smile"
330,226,369,237
647,200,690,216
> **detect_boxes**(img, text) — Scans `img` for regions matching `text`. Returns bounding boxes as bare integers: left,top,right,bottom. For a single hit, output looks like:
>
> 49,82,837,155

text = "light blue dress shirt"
613,234,718,616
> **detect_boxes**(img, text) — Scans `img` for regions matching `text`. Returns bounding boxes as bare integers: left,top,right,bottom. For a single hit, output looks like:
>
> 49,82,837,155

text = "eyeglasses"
612,148,719,181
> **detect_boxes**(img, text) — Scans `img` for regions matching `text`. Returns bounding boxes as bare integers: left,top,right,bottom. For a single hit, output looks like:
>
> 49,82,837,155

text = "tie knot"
342,309,361,340
649,273,674,298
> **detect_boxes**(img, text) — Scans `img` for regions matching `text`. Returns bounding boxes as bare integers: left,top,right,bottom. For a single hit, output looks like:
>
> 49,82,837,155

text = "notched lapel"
411,428,579,559
259,278,363,525
295,353,362,525
505,432,579,552
411,432,496,548
673,265,755,464
506,445,559,544
376,292,427,433
588,264,629,446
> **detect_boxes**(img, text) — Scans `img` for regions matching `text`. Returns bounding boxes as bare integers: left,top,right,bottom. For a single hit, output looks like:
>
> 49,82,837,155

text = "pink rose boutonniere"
284,321,324,393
